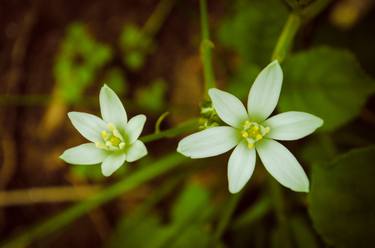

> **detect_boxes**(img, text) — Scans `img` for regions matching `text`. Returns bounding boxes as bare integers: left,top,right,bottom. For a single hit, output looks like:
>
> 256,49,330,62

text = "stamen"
97,123,126,151
119,142,125,149
107,123,116,131
95,142,107,149
241,131,249,138
101,131,108,140
241,120,270,150
110,136,121,146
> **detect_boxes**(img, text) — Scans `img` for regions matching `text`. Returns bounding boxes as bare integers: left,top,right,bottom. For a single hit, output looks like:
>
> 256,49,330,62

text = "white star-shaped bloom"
60,85,148,176
177,61,323,193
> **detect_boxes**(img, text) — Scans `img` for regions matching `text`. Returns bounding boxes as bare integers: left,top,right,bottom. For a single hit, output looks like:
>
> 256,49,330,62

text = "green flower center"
95,123,125,151
240,121,270,149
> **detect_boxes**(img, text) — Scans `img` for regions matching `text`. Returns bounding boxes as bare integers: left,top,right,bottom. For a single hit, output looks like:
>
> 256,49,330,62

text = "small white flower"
60,85,148,176
177,61,323,193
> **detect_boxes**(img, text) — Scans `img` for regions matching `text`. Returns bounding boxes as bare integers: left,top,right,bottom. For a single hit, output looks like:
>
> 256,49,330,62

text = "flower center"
95,123,125,151
240,121,270,149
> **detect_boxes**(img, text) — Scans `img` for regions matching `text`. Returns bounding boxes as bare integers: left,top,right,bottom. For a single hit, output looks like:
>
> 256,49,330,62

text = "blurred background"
0,0,375,247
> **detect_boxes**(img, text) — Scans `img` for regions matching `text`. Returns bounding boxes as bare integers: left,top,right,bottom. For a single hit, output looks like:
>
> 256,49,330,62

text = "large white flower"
177,61,323,193
60,85,148,176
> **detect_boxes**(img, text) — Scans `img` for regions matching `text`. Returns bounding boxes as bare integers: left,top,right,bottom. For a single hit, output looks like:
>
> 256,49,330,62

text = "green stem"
301,0,332,20
272,13,302,63
268,178,294,246
232,195,271,229
142,0,177,37
214,192,243,242
1,153,188,248
140,118,198,143
199,0,216,93
272,0,333,62
268,179,287,224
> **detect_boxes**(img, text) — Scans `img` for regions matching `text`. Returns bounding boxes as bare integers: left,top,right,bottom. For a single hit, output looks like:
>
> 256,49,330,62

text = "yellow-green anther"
101,130,108,140
107,123,116,131
240,121,270,149
97,123,126,151
110,136,121,146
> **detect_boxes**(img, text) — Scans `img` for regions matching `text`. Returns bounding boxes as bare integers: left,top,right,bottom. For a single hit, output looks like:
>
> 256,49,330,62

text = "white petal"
256,139,309,192
177,126,239,158
101,152,127,177
99,85,127,129
209,88,248,128
263,111,323,140
126,140,148,162
247,60,283,122
60,143,108,165
228,141,256,193
68,112,108,142
125,114,146,143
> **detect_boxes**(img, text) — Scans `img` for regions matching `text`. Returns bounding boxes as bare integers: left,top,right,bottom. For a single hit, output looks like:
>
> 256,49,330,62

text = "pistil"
241,121,270,149
96,123,126,151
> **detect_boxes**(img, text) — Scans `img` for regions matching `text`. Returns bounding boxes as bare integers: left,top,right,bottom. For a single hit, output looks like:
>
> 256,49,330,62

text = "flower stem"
1,153,188,248
214,192,243,242
271,13,301,63
140,118,198,143
272,0,333,62
199,0,216,93
142,0,177,37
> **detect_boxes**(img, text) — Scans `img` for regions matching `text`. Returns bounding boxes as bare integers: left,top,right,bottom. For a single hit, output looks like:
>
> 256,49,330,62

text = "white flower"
177,61,323,193
60,85,148,176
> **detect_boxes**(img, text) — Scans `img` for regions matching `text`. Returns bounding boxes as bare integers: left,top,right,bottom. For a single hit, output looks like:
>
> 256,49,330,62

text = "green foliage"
135,79,167,113
218,0,287,100
108,184,213,248
289,215,320,248
71,164,127,181
279,47,375,131
54,23,113,103
309,146,375,247
103,67,127,95
219,0,287,66
226,63,260,100
301,135,337,165
119,24,154,70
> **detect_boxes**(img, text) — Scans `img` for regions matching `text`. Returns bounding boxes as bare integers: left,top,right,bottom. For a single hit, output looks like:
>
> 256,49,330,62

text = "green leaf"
290,215,320,248
227,63,260,100
309,146,375,247
218,0,287,66
107,214,170,248
279,47,375,131
54,22,113,103
135,79,167,113
171,183,211,224
103,68,127,95
108,184,213,248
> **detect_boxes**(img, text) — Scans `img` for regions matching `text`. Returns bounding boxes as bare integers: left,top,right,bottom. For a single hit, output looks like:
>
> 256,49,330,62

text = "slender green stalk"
268,178,294,246
272,13,302,63
301,0,332,20
154,111,170,133
135,175,182,215
268,179,287,224
1,154,188,248
232,195,271,229
214,192,243,241
141,118,198,143
142,0,177,36
199,0,216,93
272,0,333,62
